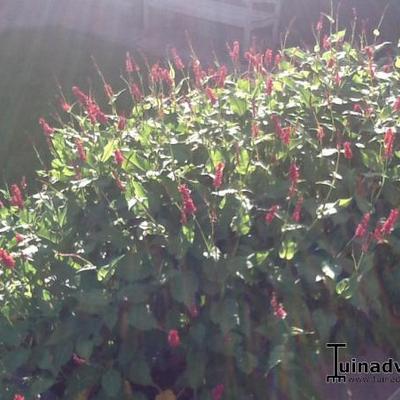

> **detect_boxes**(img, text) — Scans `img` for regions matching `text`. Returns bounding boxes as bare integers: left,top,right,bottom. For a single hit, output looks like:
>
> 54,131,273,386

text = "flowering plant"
1,22,400,399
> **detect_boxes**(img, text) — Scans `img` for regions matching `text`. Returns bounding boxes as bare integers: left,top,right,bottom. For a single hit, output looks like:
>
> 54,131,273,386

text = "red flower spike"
292,197,303,223
393,97,400,112
192,59,205,87
271,292,287,320
365,46,374,59
72,353,87,366
355,212,371,239
95,109,108,125
265,76,274,96
104,83,114,100
373,225,384,243
72,86,89,105
280,126,291,145
343,141,353,160
150,64,173,87
212,384,225,400
228,41,240,64
361,233,372,253
112,172,125,192
289,162,300,184
178,184,197,224
316,126,325,143
114,149,124,167
288,163,300,196
60,98,71,112
245,51,263,72
384,62,393,73
384,128,395,159
334,72,342,86
327,58,335,68
251,122,260,138
125,52,139,73
213,162,225,189
272,115,290,144
161,68,174,87
10,184,24,209
180,209,188,225
15,233,24,243
0,248,16,269
322,35,331,50
383,209,400,234
365,106,374,118
264,48,273,68
205,87,217,105
214,65,228,88
118,115,127,131
171,47,185,70
272,114,282,134
14,395,25,400
75,139,87,163
374,209,400,243
131,83,143,101
38,117,54,137
168,329,180,348
85,97,108,125
265,205,279,224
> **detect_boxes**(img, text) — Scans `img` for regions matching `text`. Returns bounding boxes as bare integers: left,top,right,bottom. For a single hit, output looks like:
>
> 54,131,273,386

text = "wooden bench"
143,0,282,48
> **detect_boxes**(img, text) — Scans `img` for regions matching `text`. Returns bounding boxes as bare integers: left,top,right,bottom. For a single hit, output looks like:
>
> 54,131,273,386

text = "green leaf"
75,290,110,314
279,240,297,260
76,339,94,360
3,349,29,372
97,254,125,282
31,377,55,396
336,277,355,299
209,150,225,166
131,180,148,206
186,351,206,388
236,350,258,375
236,149,251,175
312,309,336,343
100,140,116,162
338,198,352,207
182,224,195,244
360,149,381,171
210,297,238,334
129,354,153,385
128,304,158,331
170,270,198,307
231,213,251,235
101,369,122,398
229,96,247,116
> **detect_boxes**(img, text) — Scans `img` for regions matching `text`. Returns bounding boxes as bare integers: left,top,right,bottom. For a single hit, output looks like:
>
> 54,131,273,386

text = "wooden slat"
147,0,278,27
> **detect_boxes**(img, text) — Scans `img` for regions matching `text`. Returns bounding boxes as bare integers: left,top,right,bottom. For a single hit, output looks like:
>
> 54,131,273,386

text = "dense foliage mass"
1,21,400,400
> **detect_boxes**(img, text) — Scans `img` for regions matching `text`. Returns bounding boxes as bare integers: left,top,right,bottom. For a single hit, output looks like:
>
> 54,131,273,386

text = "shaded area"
0,26,138,186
